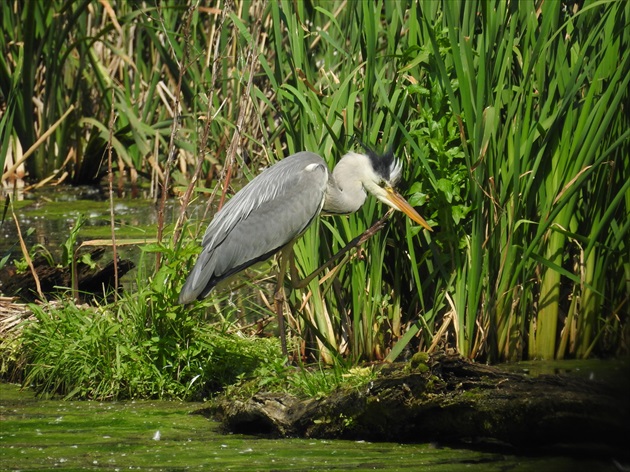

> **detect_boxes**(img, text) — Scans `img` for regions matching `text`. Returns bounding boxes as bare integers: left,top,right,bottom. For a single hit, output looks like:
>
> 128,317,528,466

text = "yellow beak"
384,187,432,231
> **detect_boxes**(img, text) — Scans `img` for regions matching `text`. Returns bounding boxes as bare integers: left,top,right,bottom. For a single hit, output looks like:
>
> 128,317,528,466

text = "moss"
409,351,429,369
425,375,445,392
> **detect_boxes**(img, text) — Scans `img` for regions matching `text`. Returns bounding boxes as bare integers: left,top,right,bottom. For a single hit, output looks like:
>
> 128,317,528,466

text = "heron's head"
361,149,432,231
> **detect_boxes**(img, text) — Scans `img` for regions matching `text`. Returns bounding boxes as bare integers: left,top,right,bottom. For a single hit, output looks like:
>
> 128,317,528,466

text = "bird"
178,149,432,354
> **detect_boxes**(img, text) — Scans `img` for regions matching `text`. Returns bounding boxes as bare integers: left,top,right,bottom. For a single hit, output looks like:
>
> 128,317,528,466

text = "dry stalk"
11,205,44,301
173,3,230,245
155,4,195,270
217,19,261,211
107,87,119,298
2,105,75,182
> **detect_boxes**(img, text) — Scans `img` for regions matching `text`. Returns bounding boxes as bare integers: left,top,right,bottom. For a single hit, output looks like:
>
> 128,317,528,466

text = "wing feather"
179,152,328,304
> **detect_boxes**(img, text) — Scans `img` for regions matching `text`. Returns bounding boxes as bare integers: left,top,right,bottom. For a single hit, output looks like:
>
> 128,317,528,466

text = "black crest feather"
365,147,396,181
353,136,401,183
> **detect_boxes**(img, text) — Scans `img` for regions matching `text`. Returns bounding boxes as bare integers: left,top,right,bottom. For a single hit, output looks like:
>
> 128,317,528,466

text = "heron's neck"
322,152,368,214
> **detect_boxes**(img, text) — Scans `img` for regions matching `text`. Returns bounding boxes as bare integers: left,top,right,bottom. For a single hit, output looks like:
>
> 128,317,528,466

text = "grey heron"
178,149,432,355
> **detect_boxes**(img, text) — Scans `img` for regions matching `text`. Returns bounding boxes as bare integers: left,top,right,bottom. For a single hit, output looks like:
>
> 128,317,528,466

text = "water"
1,185,205,262
0,383,621,471
1,185,212,295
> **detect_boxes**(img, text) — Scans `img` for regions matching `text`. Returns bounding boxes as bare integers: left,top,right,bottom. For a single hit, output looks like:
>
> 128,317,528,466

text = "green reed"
2,0,628,368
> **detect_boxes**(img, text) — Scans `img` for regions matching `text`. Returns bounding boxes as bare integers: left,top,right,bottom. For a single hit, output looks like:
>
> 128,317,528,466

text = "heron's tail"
178,250,216,304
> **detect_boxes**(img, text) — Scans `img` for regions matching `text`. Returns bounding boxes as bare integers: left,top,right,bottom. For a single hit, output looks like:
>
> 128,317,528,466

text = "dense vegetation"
1,1,628,399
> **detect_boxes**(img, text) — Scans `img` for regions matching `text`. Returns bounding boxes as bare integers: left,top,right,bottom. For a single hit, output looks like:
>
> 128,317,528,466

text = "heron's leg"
275,244,292,358
290,210,393,290
280,212,392,358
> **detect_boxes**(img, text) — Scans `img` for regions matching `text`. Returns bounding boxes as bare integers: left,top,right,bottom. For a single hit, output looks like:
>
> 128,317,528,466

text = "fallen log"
0,247,134,302
211,353,630,456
